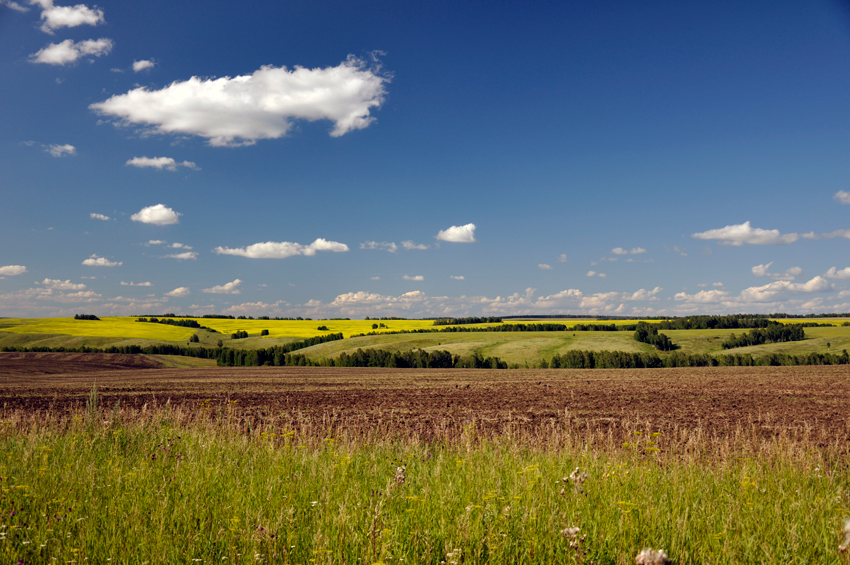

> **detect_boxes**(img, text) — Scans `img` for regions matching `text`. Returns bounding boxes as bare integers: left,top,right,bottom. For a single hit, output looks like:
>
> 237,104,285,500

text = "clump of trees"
230,330,249,340
137,317,201,328
317,326,329,331
432,317,502,326
721,325,805,349
260,329,269,336
633,323,676,351
74,314,100,320
189,334,200,343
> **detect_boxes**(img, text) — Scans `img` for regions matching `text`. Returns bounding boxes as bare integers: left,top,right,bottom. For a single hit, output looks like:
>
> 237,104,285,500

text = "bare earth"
1,352,848,443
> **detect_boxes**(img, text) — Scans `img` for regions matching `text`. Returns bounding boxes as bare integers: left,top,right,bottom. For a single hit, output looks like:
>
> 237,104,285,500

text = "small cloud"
170,243,192,249
450,275,465,280
0,265,27,276
164,251,198,260
612,247,646,256
558,254,568,263
37,278,86,290
586,271,606,278
34,0,105,34
146,240,166,246
165,286,190,297
692,221,798,246
712,282,724,288
360,241,397,253
131,204,182,225
202,279,242,294
752,262,801,281
121,281,152,287
630,247,647,254
214,238,348,259
825,267,850,280
672,246,687,256
402,240,429,250
403,275,424,281
834,191,850,205
370,276,380,280
611,247,628,255
89,213,110,221
132,59,155,72
45,143,75,157
538,263,552,270
82,254,121,267
30,38,112,65
436,223,476,243
1,1,28,12
126,156,198,171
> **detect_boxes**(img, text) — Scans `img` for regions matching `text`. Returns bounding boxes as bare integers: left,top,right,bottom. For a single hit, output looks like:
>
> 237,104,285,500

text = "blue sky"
2,0,850,318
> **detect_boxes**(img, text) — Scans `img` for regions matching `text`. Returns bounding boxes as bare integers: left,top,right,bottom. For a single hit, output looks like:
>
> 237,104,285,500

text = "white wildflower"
840,518,850,553
636,547,671,565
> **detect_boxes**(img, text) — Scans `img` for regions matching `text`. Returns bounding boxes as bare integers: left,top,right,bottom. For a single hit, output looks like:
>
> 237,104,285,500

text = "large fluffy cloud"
692,221,799,246
0,265,27,276
90,55,389,146
30,38,111,65
32,0,104,33
824,267,850,280
126,156,198,171
131,204,181,225
202,279,242,294
214,238,348,259
436,223,476,243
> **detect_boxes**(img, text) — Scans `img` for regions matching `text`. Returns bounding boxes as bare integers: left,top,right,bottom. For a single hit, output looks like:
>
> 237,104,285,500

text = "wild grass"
1,399,848,564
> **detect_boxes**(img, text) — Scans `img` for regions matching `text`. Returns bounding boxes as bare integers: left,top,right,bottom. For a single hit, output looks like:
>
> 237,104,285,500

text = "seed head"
636,548,670,565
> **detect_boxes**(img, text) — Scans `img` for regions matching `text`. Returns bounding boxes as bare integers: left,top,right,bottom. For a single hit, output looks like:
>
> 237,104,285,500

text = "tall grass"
1,402,848,564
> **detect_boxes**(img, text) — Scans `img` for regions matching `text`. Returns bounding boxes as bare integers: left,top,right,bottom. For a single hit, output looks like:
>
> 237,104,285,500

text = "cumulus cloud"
37,278,85,290
120,281,152,287
32,0,104,33
125,156,198,171
131,204,181,225
586,271,606,278
403,275,424,281
674,289,730,303
170,243,192,249
558,254,568,263
165,286,190,297
825,267,850,280
436,223,476,243
834,191,850,205
132,59,155,72
146,240,166,246
402,240,429,250
738,276,830,302
752,262,802,281
625,287,662,301
1,1,28,12
450,275,465,280
165,251,197,260
214,238,348,259
202,279,241,294
89,212,110,221
692,221,799,246
45,143,75,157
90,55,389,146
0,265,27,276
360,241,397,253
30,38,112,65
538,263,552,270
81,254,121,267
820,229,850,240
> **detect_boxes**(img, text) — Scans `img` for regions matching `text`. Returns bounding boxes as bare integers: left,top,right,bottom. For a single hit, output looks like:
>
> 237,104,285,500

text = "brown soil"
1,354,848,444
0,352,163,376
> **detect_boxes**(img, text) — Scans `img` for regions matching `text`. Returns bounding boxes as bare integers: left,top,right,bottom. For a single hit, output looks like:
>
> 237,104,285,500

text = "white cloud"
450,275,465,280
538,263,552,270
170,243,191,249
402,240,429,250
712,282,725,288
436,223,476,243
164,251,197,260
370,276,380,280
32,0,104,33
125,156,198,171
131,204,182,225
1,1,28,12
674,289,730,304
834,191,850,205
81,254,121,267
120,281,152,287
611,247,646,256
558,254,568,263
360,241,397,253
403,275,424,281
90,55,389,146
45,143,75,157
586,271,606,278
820,229,850,239
738,276,830,302
202,279,242,294
751,262,773,277
0,265,27,276
751,262,802,281
692,221,799,246
30,38,112,65
37,278,85,290
625,287,662,301
165,286,190,297
611,248,628,255
89,212,110,221
132,59,155,72
214,238,349,259
825,267,850,280
147,240,166,246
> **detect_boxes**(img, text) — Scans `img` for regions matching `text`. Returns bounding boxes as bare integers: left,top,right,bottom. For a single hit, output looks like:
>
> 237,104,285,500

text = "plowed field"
2,353,848,444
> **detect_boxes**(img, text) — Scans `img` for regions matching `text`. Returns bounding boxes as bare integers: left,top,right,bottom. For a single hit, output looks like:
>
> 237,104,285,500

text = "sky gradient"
2,0,850,318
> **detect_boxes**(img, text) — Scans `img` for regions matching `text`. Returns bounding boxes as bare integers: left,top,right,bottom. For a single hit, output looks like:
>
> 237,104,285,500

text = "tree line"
73,314,100,320
217,347,508,369
432,317,503,326
136,317,202,329
542,348,850,368
721,325,806,349
633,323,676,351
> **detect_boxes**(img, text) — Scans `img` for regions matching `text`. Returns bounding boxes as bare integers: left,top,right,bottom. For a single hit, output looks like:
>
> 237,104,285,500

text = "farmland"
1,354,849,563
